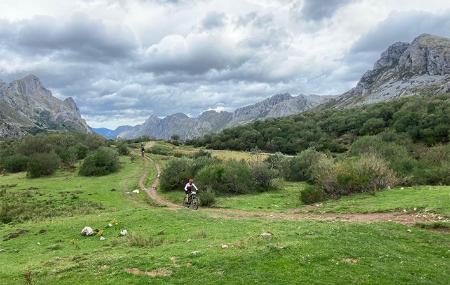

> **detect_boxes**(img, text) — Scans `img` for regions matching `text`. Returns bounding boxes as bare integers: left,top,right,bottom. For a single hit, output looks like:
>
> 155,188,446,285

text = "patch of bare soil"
125,268,172,277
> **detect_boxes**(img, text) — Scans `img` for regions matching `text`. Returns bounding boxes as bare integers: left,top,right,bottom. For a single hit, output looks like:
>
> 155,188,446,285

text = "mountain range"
0,75,91,138
1,34,449,140
107,93,332,140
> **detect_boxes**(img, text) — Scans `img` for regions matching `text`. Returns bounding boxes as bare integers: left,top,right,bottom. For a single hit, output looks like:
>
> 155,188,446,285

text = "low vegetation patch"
0,189,103,224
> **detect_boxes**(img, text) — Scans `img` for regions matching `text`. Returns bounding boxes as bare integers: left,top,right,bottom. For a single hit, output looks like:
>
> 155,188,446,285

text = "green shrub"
196,160,252,194
4,154,29,173
79,147,119,176
117,143,129,155
159,158,193,191
74,143,89,159
27,152,60,178
284,148,327,182
315,155,397,197
199,187,216,206
412,144,450,185
300,185,326,204
57,146,78,167
250,162,277,191
149,144,173,156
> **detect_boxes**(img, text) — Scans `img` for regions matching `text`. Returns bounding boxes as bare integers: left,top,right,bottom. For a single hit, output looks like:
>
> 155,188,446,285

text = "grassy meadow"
1,142,449,284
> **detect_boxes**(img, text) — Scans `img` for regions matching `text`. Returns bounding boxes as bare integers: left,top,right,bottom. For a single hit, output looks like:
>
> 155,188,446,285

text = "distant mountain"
118,94,332,140
0,75,91,138
328,34,450,107
93,126,133,139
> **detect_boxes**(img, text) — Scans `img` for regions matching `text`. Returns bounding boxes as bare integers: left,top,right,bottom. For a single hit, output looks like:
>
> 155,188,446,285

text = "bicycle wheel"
191,197,199,210
183,197,189,207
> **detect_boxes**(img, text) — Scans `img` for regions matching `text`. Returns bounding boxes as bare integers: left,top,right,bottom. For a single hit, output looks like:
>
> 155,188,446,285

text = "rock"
132,189,140,194
221,244,229,249
119,229,128,236
0,75,91,139
190,251,201,256
328,34,450,108
107,223,113,228
100,236,106,241
260,232,273,238
81,227,94,236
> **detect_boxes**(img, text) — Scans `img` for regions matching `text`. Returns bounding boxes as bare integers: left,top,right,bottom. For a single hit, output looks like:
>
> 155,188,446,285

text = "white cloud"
1,0,450,128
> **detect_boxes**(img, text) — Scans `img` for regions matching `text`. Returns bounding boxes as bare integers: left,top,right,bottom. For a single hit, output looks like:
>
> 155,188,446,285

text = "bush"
314,155,397,197
79,147,119,176
300,185,326,204
57,146,78,167
117,143,129,155
412,144,450,185
149,144,173,156
250,162,277,191
74,143,89,159
27,152,60,178
196,160,252,194
159,158,193,191
284,148,328,182
199,187,216,206
4,154,29,173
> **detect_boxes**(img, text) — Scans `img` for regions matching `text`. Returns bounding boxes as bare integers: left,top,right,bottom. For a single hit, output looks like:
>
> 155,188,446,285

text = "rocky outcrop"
329,34,450,107
0,75,91,138
118,93,332,140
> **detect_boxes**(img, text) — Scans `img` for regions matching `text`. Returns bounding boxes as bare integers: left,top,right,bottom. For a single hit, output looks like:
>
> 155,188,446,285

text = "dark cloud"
299,0,353,21
352,11,450,53
1,14,137,62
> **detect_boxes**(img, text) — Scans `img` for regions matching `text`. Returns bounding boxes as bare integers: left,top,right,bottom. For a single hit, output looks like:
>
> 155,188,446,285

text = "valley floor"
1,153,449,284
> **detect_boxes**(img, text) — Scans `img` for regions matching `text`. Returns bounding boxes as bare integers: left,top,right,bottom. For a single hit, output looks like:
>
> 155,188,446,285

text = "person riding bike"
184,178,198,202
140,143,145,157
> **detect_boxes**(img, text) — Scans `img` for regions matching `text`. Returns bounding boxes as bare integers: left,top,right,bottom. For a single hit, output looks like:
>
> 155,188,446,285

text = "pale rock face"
118,93,332,140
0,75,91,138
330,34,450,108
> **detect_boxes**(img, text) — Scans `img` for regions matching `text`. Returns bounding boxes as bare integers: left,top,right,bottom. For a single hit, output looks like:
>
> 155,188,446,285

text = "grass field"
1,147,450,284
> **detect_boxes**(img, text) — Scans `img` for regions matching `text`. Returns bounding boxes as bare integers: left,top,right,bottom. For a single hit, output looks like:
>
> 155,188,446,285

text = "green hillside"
188,94,450,154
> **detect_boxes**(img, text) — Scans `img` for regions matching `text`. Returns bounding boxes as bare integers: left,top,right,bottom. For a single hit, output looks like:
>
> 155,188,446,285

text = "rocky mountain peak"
398,34,450,76
329,33,450,108
0,75,91,138
9,74,47,96
64,97,80,114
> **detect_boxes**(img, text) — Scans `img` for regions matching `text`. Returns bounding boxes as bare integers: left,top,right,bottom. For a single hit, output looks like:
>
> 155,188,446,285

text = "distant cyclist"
140,143,145,157
184,178,198,201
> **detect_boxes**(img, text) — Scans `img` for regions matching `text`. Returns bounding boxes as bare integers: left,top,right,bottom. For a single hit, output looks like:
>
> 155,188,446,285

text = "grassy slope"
1,151,450,284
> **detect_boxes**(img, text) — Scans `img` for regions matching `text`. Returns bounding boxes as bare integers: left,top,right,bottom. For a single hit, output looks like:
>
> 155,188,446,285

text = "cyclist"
184,178,198,203
140,143,145,157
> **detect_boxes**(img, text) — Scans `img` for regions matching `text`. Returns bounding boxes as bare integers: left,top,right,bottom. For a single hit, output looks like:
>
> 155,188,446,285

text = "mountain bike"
183,190,199,210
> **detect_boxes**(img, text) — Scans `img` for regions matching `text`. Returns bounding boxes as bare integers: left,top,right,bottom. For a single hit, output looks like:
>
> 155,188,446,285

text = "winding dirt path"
138,156,447,226
139,155,179,209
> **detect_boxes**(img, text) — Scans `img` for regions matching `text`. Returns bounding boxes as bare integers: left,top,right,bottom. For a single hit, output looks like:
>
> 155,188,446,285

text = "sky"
1,0,450,128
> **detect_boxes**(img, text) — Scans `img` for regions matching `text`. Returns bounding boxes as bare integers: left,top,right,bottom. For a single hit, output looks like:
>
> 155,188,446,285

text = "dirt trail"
139,157,446,226
139,156,179,209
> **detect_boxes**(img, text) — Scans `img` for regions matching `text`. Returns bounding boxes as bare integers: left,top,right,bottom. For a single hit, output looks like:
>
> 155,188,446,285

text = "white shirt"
184,182,198,191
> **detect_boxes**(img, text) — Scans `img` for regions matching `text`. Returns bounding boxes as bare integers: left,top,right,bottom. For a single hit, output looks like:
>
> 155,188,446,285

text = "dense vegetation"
188,94,449,154
160,151,279,205
0,133,123,178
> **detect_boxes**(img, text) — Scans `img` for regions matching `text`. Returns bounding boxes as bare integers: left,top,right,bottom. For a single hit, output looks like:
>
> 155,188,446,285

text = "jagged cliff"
329,34,450,107
0,75,91,138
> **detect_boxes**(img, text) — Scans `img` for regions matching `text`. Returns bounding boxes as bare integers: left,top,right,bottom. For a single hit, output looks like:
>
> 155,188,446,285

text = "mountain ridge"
115,93,332,140
0,75,91,138
328,33,450,107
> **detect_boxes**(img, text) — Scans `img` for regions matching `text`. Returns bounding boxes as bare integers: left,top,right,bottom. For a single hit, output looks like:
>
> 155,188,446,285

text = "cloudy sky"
1,0,450,128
